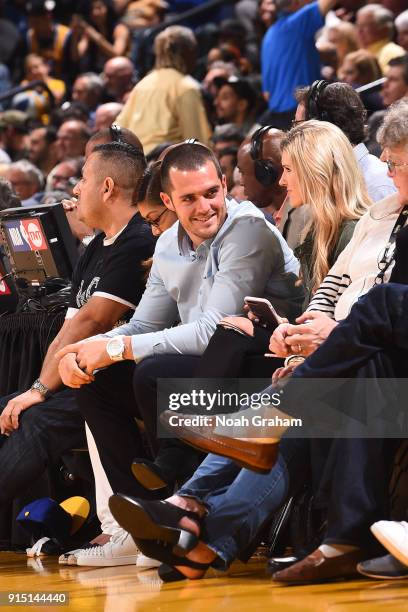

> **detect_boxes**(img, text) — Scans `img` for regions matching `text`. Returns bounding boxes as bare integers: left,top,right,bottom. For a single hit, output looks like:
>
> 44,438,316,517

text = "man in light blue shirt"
57,142,303,510
295,81,396,202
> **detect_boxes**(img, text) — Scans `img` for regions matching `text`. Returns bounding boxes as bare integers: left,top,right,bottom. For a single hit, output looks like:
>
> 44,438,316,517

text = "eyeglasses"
145,209,167,229
291,119,305,128
385,159,408,176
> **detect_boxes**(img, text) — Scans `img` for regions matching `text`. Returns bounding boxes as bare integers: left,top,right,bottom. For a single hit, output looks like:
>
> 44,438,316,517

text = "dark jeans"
0,388,86,504
179,284,408,563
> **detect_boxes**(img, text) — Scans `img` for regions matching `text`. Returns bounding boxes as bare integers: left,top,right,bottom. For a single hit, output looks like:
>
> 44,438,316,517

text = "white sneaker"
58,543,98,566
136,553,161,568
371,520,408,567
75,530,140,567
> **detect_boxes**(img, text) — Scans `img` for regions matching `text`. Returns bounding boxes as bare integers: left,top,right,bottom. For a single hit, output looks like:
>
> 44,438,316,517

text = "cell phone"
244,296,281,330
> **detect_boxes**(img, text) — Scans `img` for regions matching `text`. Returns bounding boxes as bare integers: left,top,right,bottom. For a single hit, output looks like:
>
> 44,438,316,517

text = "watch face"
107,337,124,359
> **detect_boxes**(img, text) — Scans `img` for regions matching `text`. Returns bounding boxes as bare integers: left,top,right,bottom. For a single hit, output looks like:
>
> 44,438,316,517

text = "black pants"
281,283,408,545
77,326,280,494
0,388,86,504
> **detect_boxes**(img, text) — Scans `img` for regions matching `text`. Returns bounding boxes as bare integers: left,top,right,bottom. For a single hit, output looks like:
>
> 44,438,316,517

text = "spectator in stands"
218,146,238,192
326,21,359,68
356,4,405,74
56,120,91,161
339,49,384,115
137,161,178,239
116,26,212,154
102,56,135,103
261,0,338,130
0,110,29,162
211,123,245,158
21,53,66,105
93,102,124,132
202,61,240,99
339,49,382,87
0,139,156,567
46,158,83,194
295,81,396,202
6,159,44,205
396,9,408,53
25,0,71,78
0,178,21,210
214,77,258,132
28,125,58,177
69,0,131,74
237,127,287,220
381,55,408,107
71,73,104,113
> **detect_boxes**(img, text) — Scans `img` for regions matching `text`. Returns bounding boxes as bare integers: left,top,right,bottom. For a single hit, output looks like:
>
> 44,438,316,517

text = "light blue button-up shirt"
100,199,303,360
353,142,396,202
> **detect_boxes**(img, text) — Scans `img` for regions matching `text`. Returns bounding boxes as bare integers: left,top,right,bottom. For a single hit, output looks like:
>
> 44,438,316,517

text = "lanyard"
375,205,408,285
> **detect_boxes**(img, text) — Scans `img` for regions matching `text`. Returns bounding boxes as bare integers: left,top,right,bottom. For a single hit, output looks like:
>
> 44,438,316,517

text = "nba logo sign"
0,279,11,295
20,219,47,251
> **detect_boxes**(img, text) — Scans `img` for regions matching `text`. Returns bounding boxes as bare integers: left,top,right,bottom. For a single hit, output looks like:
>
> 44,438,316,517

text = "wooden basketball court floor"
1,552,408,611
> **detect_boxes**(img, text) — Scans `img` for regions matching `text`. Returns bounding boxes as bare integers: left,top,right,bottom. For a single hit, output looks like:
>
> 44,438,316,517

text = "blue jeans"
178,438,309,568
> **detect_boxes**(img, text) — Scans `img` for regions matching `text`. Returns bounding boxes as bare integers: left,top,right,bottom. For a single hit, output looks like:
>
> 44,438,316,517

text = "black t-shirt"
67,212,155,321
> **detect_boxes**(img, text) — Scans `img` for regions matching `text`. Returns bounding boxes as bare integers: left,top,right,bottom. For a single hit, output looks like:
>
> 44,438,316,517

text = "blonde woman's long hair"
281,120,371,292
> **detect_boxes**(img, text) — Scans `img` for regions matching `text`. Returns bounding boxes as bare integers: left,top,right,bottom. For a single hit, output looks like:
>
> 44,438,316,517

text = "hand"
271,363,298,386
62,197,77,212
269,322,291,357
0,389,44,435
56,339,112,376
284,311,338,356
58,352,94,389
84,24,101,42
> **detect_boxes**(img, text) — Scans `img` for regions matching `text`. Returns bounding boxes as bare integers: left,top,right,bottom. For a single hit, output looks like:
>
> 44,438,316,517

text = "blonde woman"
280,120,371,306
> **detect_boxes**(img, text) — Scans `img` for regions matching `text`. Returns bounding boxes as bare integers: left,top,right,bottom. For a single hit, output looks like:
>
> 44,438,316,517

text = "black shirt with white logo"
68,213,155,320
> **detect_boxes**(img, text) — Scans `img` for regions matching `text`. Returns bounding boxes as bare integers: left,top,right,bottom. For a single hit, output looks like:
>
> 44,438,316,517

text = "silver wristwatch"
106,336,125,361
30,378,52,399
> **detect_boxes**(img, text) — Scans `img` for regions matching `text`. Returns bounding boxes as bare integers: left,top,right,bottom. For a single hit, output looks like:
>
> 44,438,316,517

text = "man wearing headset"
237,126,287,221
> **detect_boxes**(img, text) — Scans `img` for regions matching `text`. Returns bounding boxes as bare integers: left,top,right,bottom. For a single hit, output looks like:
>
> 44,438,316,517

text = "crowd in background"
0,0,407,212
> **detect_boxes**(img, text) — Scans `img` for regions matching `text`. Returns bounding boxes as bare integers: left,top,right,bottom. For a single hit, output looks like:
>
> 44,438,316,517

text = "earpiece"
307,80,330,122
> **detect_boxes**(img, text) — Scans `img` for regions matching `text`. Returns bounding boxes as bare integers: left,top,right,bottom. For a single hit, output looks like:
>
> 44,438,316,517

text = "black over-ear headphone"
250,125,279,187
109,123,123,142
307,80,330,122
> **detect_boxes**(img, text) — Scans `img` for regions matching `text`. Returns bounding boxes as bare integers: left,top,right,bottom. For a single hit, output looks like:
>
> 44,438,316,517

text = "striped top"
307,193,405,321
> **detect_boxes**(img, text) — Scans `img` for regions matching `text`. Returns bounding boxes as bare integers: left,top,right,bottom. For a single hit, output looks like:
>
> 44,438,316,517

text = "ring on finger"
296,344,302,353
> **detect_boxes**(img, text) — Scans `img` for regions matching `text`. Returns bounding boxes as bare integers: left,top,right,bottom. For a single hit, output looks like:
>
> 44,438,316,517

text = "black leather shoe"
357,554,408,580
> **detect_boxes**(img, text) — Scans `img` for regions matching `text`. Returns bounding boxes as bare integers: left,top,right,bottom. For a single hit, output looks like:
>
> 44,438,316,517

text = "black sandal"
109,495,201,555
131,539,209,582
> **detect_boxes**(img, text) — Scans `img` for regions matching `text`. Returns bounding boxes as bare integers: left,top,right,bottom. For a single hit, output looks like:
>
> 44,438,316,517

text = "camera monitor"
0,203,78,285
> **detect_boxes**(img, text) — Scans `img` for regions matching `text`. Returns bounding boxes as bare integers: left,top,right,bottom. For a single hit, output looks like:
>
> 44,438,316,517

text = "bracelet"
284,355,305,368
